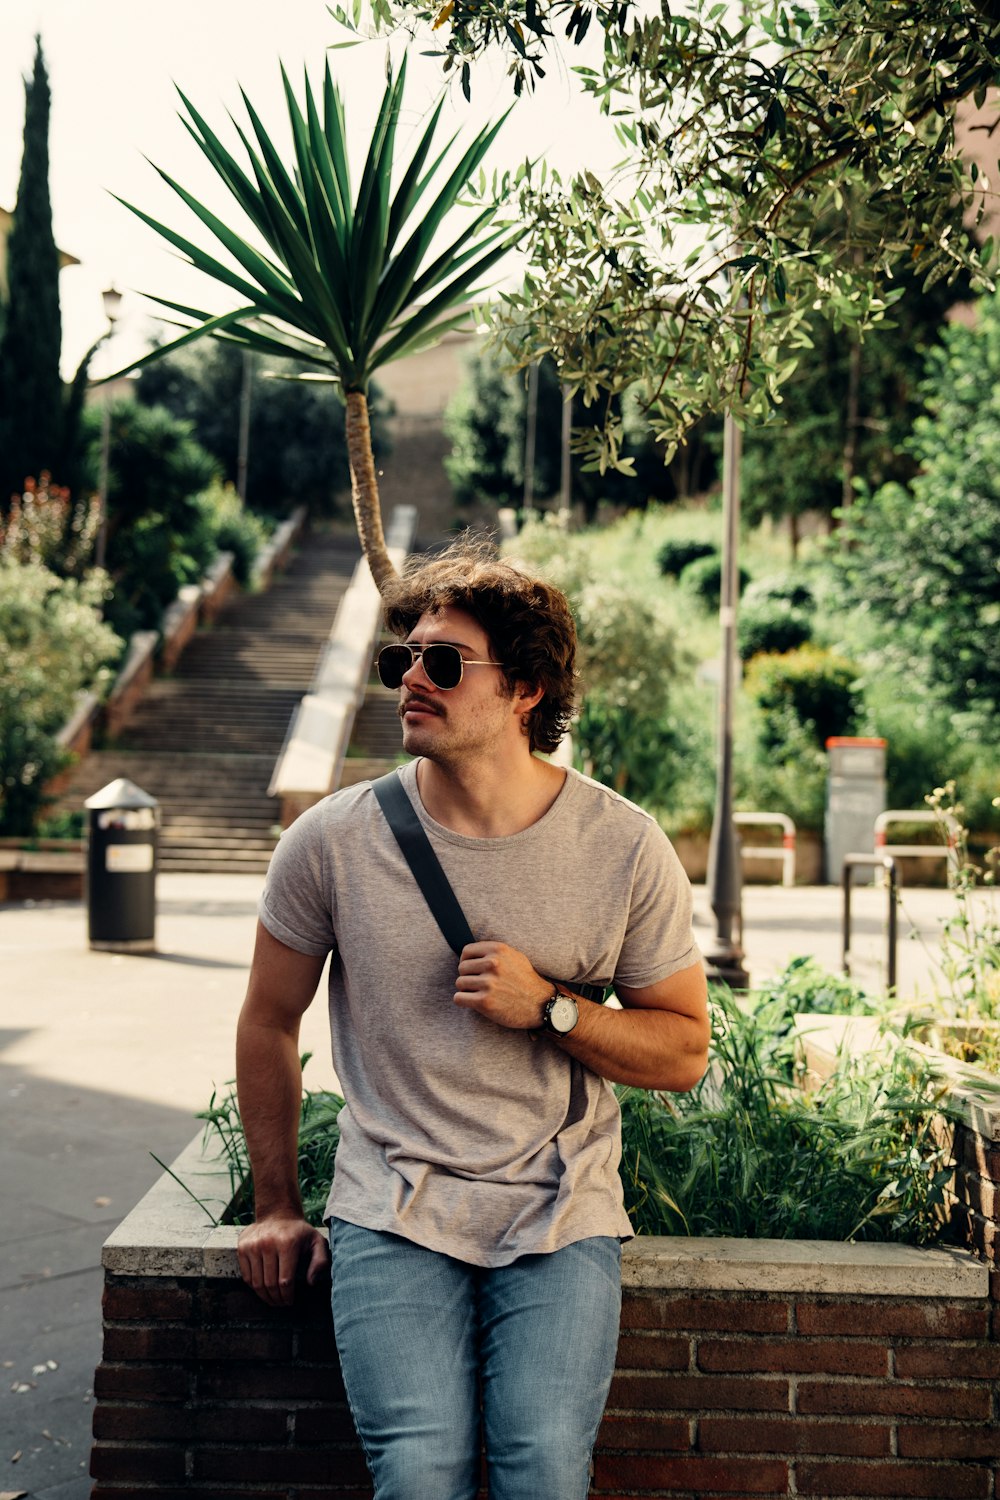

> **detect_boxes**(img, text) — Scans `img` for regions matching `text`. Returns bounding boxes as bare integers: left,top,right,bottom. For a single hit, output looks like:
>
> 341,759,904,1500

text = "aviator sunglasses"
376,642,506,692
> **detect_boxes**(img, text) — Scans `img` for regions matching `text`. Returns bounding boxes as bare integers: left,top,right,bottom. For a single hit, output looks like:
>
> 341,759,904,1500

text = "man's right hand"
237,1214,330,1307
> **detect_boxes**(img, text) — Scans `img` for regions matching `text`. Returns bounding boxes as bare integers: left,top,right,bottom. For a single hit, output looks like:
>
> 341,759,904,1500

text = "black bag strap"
372,771,474,956
371,771,609,1006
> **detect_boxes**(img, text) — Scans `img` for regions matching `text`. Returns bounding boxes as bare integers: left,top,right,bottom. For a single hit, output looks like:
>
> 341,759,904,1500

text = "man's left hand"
454,941,552,1029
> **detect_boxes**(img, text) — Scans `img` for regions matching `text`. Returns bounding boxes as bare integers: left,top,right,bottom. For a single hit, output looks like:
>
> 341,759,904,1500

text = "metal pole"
523,362,538,512
95,390,111,571
237,351,253,505
703,410,749,988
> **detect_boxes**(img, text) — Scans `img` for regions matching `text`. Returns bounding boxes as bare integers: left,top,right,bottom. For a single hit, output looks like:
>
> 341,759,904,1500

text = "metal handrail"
841,854,899,993
874,809,960,878
733,811,796,887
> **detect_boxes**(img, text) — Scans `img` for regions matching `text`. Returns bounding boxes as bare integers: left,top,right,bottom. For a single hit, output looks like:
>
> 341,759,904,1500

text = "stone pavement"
0,870,972,1499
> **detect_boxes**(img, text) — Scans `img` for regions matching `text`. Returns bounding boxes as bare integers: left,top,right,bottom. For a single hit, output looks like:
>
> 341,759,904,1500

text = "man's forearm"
236,1015,305,1218
552,993,710,1092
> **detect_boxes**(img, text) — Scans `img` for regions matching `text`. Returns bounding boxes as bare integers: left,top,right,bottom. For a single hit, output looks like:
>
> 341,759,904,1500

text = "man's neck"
415,753,567,838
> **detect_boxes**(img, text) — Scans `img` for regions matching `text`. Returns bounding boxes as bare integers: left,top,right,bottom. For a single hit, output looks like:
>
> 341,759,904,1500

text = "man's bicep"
241,921,328,1033
615,960,710,1026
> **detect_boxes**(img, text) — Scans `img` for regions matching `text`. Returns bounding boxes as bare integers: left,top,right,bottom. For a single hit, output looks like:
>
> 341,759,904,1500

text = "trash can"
824,737,887,884
85,778,158,952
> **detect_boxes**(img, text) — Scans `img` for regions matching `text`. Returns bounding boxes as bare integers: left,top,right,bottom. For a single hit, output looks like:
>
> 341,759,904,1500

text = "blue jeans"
330,1219,621,1500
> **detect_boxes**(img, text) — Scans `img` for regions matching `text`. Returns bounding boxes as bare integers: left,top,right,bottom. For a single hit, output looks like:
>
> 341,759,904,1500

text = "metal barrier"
841,854,899,993
733,812,796,887
874,809,959,878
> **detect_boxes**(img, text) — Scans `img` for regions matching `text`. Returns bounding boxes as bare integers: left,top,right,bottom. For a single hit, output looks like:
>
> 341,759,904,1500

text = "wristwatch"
541,982,579,1036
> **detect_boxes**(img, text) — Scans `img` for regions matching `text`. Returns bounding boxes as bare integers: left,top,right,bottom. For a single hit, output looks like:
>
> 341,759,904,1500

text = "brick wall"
91,1269,998,1499
950,1119,1000,1264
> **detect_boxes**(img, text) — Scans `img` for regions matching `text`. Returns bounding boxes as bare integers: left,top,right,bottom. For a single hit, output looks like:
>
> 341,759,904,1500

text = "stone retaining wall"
89,1135,998,1499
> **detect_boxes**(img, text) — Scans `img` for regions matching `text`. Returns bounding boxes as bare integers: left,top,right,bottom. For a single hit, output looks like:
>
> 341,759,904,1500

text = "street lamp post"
94,284,123,572
703,409,750,989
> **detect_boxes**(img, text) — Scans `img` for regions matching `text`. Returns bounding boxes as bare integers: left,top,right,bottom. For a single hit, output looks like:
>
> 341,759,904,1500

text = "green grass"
183,993,955,1247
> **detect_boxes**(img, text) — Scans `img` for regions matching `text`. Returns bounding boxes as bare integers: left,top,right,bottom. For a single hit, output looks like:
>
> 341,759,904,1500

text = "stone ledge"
102,1129,989,1297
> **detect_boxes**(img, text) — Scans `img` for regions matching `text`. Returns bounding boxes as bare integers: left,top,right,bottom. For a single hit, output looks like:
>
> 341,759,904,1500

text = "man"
236,542,710,1500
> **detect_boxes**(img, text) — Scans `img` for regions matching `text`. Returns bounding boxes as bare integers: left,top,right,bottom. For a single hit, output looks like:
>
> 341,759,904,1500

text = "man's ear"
512,679,545,715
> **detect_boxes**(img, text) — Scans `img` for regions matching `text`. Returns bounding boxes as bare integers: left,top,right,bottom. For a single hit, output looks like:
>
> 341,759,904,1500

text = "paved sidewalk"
0,872,973,1498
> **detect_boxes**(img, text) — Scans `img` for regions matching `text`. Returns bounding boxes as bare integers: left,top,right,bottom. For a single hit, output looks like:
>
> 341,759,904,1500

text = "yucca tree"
113,56,514,590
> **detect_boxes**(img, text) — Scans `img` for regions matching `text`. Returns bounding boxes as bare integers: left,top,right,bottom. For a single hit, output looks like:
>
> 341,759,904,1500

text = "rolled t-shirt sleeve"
258,804,336,957
613,821,700,989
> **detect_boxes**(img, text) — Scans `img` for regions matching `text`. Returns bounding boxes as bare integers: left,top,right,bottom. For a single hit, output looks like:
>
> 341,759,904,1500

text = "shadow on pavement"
0,1048,199,1500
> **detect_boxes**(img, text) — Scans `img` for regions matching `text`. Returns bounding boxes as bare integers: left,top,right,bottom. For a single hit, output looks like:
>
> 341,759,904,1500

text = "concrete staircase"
54,528,361,873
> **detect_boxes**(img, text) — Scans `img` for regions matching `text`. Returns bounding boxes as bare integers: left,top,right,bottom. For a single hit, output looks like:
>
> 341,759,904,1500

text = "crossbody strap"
371,771,609,1006
372,771,474,956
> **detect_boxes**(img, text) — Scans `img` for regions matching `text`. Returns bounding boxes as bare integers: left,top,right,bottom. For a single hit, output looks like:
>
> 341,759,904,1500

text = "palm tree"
114,56,515,590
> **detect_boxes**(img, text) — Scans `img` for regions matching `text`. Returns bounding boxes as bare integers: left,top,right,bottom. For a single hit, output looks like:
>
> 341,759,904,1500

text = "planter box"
91,1132,998,1499
795,1013,1000,1262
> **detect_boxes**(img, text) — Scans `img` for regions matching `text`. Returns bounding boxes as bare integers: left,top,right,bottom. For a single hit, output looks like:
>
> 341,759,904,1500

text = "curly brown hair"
381,538,578,754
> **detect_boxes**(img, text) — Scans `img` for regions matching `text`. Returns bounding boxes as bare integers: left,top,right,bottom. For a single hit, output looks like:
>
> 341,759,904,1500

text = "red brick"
699,1416,891,1456
797,1379,992,1419
93,1362,190,1401
193,1325,294,1361
894,1342,1000,1379
950,1201,999,1261
92,1401,289,1444
897,1422,1000,1459
596,1412,691,1452
615,1333,690,1370
956,1123,1000,1180
89,1443,188,1483
193,1445,369,1485
796,1459,990,1497
697,1338,887,1376
954,1169,999,1219
990,1267,1000,1303
197,1279,296,1322
102,1282,194,1322
622,1293,790,1333
609,1372,790,1412
796,1301,989,1339
294,1405,364,1445
101,1325,197,1361
295,1323,342,1363
197,1362,345,1401
594,1453,788,1493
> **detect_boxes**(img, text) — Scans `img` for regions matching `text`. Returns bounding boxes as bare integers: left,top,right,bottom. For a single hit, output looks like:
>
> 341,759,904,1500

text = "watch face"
549,995,578,1034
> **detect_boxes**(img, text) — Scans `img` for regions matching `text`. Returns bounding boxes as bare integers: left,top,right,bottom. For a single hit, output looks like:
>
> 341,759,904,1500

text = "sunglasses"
376,642,506,692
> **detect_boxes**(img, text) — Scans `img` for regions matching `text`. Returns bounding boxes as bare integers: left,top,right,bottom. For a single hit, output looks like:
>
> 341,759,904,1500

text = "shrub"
745,645,860,751
738,598,813,660
0,560,122,835
656,537,717,578
679,552,751,607
743,572,816,613
196,478,271,587
618,992,953,1244
0,474,99,576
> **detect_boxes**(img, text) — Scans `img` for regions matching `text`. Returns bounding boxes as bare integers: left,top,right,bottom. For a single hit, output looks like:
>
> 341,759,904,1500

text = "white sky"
0,0,623,378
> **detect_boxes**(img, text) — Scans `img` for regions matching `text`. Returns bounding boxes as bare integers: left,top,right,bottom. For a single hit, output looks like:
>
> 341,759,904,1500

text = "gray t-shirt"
258,760,699,1267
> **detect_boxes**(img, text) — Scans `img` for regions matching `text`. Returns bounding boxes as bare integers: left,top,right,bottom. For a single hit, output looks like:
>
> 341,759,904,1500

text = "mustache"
399,692,444,719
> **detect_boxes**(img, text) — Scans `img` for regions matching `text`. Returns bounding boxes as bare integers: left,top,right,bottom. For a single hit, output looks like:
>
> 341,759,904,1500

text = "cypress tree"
0,36,62,509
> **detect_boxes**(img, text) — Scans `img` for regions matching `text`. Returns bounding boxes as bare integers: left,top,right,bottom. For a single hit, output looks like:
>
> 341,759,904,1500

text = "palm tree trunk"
344,389,397,593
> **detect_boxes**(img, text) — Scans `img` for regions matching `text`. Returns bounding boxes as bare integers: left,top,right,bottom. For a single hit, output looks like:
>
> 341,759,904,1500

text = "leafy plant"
403,1,995,471
618,992,953,1245
678,553,751,608
194,1061,344,1228
113,56,515,590
655,538,717,579
195,478,271,587
738,597,813,662
745,645,860,752
0,560,122,835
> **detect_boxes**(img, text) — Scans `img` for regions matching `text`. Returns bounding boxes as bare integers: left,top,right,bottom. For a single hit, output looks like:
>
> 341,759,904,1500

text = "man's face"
396,605,523,765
